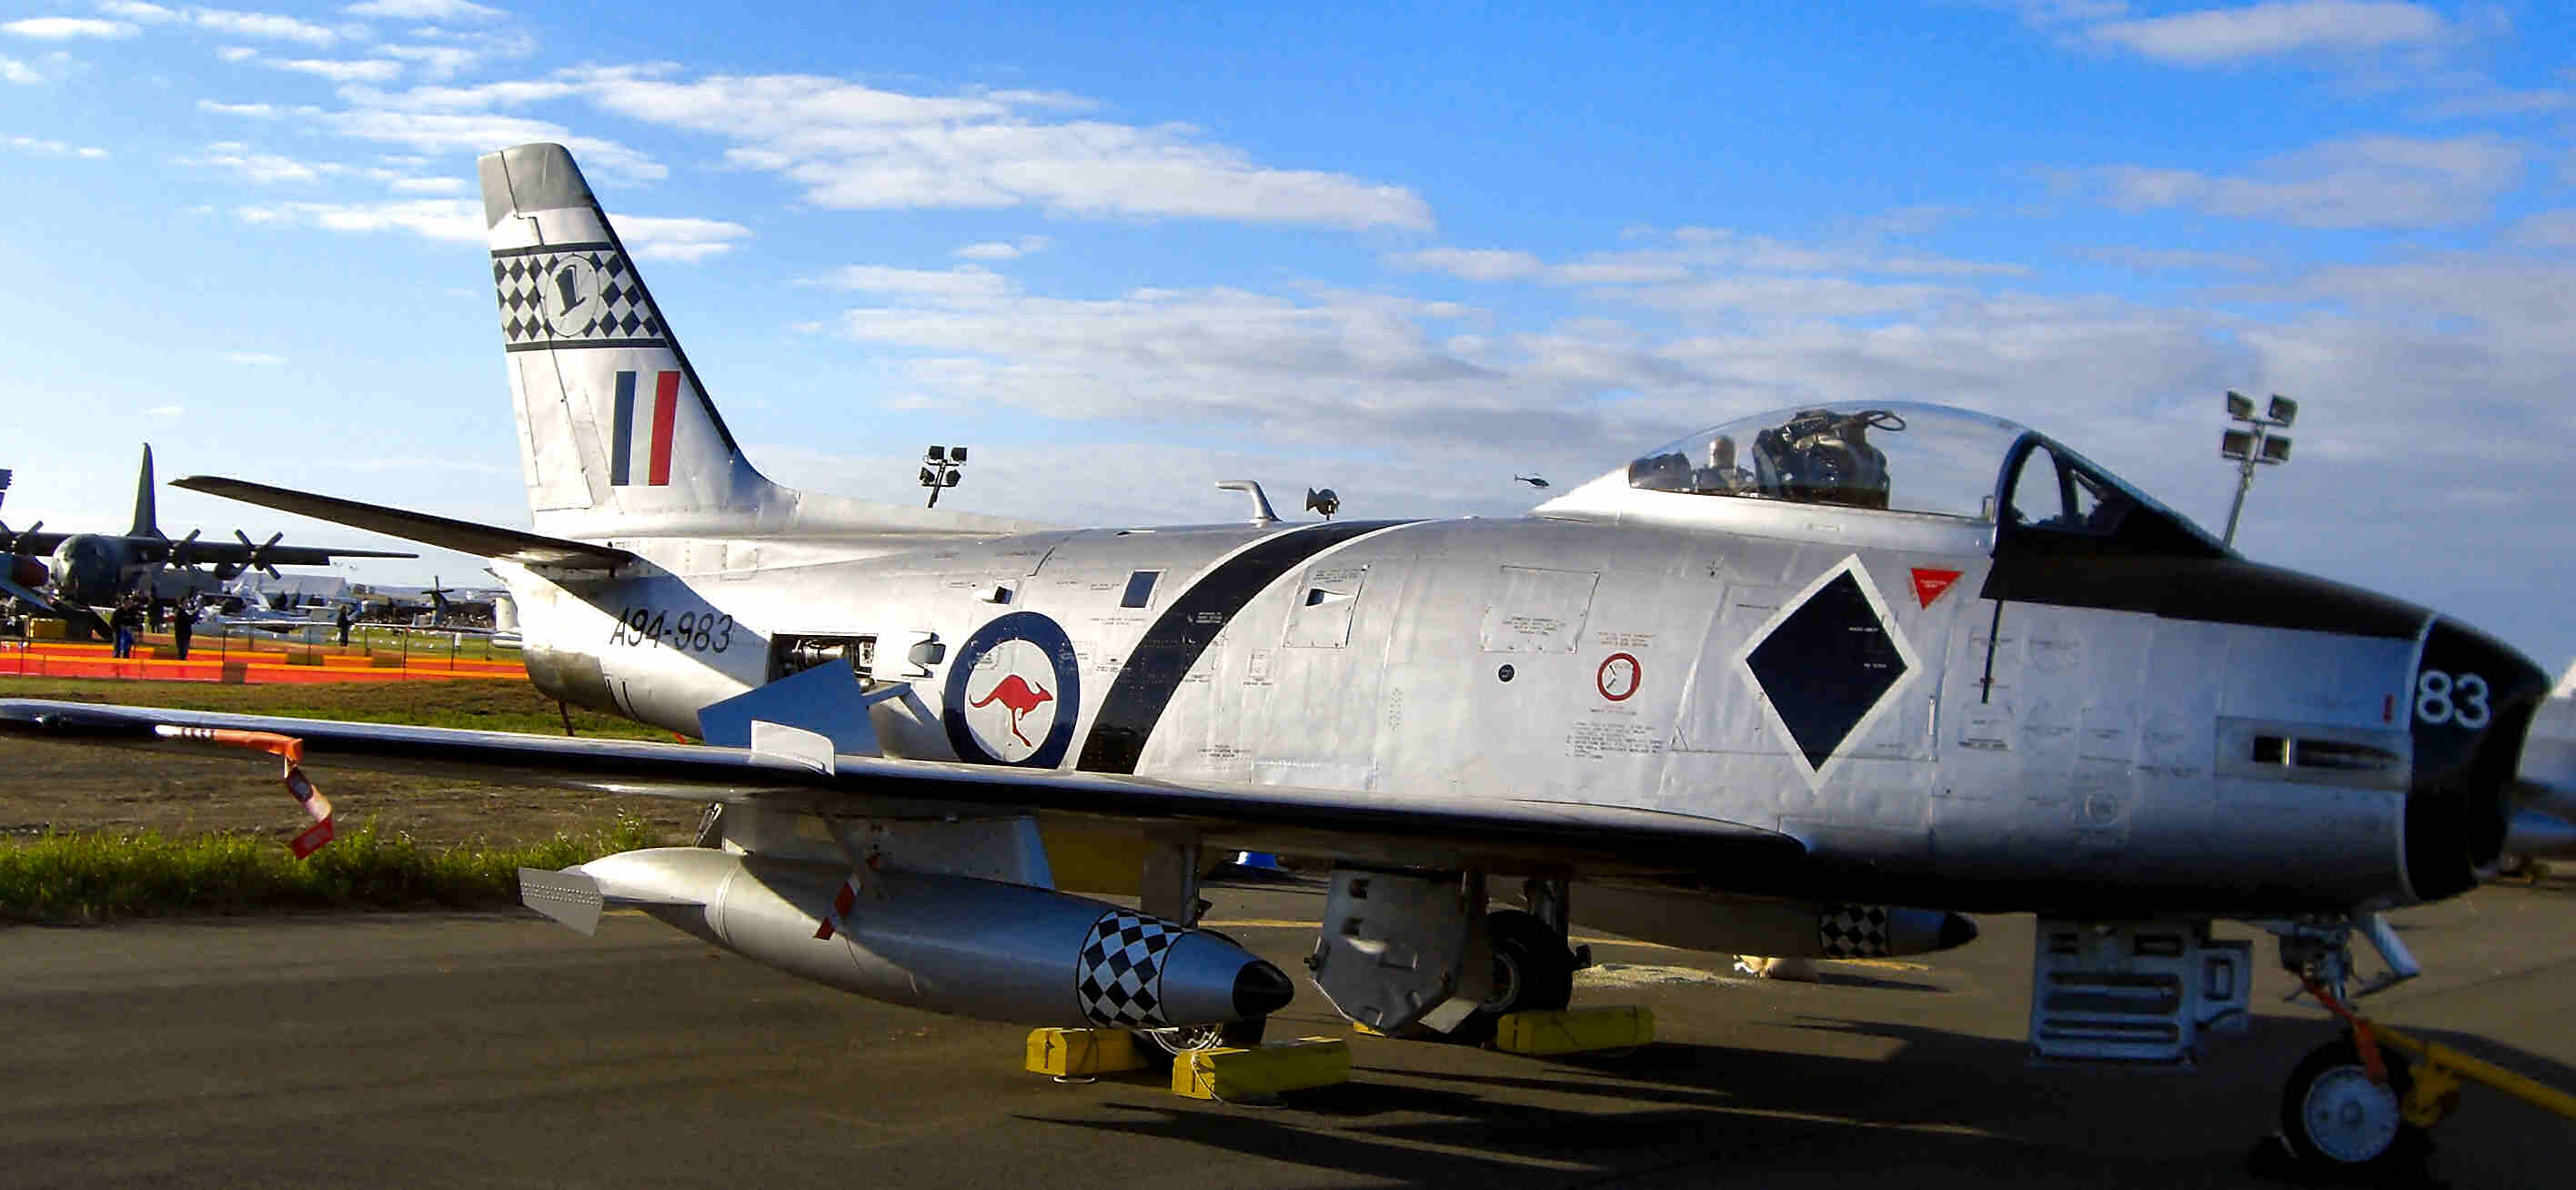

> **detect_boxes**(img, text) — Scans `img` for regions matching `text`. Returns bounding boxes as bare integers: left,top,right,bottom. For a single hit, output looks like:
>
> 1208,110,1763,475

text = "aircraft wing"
177,540,418,565
2,532,67,558
0,699,1800,874
175,477,636,570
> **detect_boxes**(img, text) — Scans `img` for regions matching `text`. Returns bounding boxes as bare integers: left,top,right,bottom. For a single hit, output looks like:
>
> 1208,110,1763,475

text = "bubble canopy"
1626,402,2025,519
1615,401,2226,554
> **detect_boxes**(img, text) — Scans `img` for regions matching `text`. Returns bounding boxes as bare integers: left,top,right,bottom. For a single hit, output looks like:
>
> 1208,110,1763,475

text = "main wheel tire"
2279,1035,2425,1172
1143,1016,1266,1057
1485,909,1576,1015
1444,909,1577,1044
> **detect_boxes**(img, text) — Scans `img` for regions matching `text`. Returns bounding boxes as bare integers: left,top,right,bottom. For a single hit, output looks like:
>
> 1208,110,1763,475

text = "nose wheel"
2275,1035,2425,1173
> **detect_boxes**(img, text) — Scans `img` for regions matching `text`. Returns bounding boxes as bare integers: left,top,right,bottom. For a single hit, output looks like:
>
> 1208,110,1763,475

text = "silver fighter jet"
5,143,2559,1167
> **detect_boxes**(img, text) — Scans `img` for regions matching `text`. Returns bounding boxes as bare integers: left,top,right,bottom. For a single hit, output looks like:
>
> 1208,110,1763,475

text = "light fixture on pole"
920,445,967,509
2219,391,2296,548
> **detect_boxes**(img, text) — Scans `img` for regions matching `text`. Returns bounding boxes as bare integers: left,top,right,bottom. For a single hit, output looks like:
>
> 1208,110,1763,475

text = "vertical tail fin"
479,144,782,539
130,444,161,540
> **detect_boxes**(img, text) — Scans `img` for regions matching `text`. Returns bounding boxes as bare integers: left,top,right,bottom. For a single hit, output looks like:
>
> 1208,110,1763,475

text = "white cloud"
98,2,180,22
224,352,284,365
611,215,753,262
265,56,403,83
810,265,1013,298
318,107,663,180
2506,210,2576,249
197,98,278,116
1387,228,2018,304
147,405,184,416
234,197,480,241
3,17,136,39
1388,247,1543,283
357,66,1433,229
387,175,459,193
7,135,108,157
0,55,43,84
188,8,340,46
2419,87,2572,119
2074,245,2271,273
2076,133,2523,227
2084,1,2447,65
343,0,500,17
377,43,478,79
213,45,254,62
188,146,321,182
955,236,1051,260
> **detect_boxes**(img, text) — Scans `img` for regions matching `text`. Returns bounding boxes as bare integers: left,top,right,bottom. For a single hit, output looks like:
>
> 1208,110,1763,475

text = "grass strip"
0,813,668,923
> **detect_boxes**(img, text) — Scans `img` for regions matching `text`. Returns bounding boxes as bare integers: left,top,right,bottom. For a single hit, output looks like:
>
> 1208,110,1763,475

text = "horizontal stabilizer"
0,576,107,637
175,476,634,570
0,574,60,613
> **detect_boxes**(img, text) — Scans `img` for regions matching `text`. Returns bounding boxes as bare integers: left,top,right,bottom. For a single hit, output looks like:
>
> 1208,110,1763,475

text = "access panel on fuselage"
1361,522,1719,813
1665,543,1983,835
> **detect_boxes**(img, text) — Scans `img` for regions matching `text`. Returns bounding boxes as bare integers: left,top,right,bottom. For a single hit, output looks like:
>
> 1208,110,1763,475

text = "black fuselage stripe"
1076,520,1409,774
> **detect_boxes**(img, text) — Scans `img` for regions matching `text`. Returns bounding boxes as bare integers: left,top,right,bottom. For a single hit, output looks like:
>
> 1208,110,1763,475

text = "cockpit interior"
1619,402,2227,558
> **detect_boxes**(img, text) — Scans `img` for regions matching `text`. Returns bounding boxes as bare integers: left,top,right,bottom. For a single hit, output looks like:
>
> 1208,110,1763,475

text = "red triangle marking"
1910,568,1964,609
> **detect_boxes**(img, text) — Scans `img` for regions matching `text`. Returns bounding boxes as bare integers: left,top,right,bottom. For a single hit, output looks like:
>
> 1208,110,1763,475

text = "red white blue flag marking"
611,369,680,487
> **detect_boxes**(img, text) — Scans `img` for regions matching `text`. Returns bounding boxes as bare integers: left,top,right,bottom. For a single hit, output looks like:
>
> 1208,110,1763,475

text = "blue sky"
2,0,2571,666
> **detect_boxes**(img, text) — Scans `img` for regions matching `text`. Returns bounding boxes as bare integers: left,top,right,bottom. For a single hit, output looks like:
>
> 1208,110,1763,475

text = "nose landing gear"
2255,918,2576,1183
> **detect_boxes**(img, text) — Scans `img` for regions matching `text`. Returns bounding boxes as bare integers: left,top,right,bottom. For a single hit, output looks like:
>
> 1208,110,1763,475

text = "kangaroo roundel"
943,612,1082,767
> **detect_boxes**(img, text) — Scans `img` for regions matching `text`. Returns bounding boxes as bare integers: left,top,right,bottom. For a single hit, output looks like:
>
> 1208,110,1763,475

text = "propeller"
1,519,42,554
142,528,202,596
1303,488,1340,519
235,529,284,580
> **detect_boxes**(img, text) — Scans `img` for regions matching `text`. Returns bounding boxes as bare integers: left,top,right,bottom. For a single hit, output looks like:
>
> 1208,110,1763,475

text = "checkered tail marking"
1074,909,1180,1027
1818,905,1892,958
493,245,667,350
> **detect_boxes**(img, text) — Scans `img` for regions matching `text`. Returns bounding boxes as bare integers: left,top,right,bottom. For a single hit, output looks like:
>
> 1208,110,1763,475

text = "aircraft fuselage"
504,505,2538,920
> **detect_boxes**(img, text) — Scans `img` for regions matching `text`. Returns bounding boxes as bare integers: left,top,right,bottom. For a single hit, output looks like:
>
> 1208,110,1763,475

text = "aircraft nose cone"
1232,959,1295,1019
1937,912,1978,952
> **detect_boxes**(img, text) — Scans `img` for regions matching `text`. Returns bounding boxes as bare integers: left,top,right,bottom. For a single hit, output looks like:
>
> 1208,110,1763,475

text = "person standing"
336,600,356,648
109,596,140,659
172,597,197,661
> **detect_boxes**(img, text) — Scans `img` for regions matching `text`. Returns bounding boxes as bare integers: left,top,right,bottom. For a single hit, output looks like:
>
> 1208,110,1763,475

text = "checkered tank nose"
1073,910,1180,1028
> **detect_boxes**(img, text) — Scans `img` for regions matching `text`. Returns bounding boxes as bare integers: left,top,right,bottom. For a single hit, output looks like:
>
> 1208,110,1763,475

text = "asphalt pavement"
5,882,2574,1187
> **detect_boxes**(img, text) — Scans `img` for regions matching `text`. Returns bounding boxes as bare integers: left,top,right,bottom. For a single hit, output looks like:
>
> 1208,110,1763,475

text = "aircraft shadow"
1024,1013,2576,1186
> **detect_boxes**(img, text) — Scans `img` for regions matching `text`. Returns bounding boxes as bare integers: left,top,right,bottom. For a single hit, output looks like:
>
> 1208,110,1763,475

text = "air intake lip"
2402,619,2549,902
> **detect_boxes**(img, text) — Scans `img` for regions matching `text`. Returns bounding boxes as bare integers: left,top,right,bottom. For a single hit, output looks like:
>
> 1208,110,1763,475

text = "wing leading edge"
0,699,1799,875
172,477,634,570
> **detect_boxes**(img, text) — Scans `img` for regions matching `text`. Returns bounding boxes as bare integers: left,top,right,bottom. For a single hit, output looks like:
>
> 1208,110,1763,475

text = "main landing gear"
1446,905,1581,1044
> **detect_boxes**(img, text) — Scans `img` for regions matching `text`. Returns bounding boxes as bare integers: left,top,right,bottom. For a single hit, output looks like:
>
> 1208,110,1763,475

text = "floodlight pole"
920,445,967,509
2222,442,2260,548
2218,391,2297,549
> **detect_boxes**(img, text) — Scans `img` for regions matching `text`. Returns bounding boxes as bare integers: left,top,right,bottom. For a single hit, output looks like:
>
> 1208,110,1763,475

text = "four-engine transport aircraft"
6,143,2570,1175
0,445,415,636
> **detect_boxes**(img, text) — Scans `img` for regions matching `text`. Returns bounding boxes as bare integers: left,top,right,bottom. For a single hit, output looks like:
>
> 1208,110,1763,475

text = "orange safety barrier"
0,649,521,684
